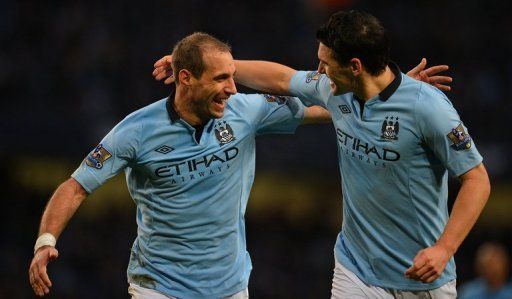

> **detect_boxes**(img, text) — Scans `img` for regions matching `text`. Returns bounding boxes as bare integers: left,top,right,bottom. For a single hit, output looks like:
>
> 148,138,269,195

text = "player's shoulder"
227,93,265,104
293,70,329,85
227,93,286,110
401,74,452,108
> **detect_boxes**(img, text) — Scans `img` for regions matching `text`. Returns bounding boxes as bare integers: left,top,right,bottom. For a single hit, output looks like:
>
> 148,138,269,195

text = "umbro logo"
339,105,351,114
155,145,174,154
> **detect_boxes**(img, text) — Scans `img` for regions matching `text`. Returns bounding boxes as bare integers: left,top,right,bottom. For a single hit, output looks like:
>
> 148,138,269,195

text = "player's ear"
349,58,363,76
178,69,193,86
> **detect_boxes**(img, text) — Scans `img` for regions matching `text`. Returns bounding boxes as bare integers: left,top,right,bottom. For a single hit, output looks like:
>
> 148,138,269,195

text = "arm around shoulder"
234,60,296,95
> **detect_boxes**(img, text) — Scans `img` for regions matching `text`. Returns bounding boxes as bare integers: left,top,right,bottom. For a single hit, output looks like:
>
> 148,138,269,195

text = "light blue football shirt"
72,91,304,299
290,64,482,290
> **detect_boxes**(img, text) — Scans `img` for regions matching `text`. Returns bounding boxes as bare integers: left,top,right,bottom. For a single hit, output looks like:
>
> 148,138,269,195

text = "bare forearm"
235,60,296,95
39,178,88,239
436,164,490,255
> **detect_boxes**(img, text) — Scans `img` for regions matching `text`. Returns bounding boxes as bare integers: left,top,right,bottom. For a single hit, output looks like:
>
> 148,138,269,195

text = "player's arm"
234,60,296,95
303,106,331,124
28,111,140,297
236,58,453,93
153,55,296,95
405,163,490,283
406,87,489,283
153,55,453,92
29,178,88,297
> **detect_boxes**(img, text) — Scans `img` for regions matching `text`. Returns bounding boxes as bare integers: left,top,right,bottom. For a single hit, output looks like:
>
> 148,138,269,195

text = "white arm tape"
34,233,57,254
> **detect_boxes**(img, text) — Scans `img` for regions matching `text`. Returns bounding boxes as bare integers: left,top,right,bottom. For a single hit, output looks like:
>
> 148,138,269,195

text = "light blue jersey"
72,92,304,299
290,64,482,290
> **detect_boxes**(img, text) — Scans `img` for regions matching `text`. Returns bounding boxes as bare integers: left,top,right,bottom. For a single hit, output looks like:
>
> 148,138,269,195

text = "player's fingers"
419,269,438,282
418,71,430,84
412,263,433,279
435,84,452,91
34,262,51,291
164,76,175,85
423,65,449,76
152,66,167,77
32,269,45,296
39,265,52,288
152,67,161,77
428,76,452,84
153,55,173,68
405,257,427,276
155,70,173,81
424,271,441,283
29,270,41,295
153,56,167,68
411,58,427,74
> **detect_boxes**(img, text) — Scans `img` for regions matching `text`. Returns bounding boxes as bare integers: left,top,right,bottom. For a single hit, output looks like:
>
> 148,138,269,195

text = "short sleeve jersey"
72,92,304,299
289,64,482,290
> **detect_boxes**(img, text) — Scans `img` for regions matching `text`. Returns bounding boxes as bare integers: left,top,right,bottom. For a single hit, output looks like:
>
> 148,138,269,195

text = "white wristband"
34,233,57,254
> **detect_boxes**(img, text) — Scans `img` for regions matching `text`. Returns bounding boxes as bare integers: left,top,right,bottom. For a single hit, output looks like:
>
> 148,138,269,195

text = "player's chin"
210,109,225,119
332,85,346,96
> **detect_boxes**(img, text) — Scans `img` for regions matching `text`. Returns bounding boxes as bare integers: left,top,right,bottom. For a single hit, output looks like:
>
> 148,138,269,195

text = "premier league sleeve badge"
446,123,472,151
85,144,112,169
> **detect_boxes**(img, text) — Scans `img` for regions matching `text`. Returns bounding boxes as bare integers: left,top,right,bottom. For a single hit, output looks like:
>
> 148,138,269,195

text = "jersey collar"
166,87,181,123
379,61,402,102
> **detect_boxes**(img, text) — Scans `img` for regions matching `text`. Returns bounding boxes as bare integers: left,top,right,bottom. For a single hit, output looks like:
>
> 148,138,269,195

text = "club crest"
381,116,400,140
214,121,236,145
447,123,472,151
85,144,112,169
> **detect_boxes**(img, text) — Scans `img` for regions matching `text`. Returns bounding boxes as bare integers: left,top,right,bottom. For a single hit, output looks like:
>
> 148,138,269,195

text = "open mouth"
212,98,228,110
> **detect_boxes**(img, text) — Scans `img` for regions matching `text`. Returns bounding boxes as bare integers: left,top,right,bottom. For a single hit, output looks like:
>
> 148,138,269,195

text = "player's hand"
152,55,175,84
405,244,452,283
29,246,59,297
407,58,453,91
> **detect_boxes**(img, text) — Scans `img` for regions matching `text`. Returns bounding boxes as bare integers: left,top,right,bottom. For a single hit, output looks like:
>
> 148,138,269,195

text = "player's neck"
354,66,395,101
174,87,207,126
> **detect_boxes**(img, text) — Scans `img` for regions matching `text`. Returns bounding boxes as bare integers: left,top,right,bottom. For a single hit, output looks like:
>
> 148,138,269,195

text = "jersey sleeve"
229,93,305,136
415,84,483,177
289,70,331,107
71,112,142,193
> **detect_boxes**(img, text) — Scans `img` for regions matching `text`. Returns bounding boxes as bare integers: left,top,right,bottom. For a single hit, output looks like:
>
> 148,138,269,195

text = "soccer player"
28,32,330,298
154,10,491,299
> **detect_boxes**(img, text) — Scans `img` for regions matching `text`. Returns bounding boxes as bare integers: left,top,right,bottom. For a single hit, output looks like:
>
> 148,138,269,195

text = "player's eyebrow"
213,72,234,80
319,58,328,65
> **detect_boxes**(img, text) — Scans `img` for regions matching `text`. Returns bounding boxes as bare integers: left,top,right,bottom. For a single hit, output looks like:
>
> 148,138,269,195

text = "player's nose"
225,77,237,95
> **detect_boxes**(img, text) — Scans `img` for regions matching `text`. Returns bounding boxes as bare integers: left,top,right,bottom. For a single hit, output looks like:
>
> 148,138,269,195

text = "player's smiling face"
317,42,353,95
189,51,237,122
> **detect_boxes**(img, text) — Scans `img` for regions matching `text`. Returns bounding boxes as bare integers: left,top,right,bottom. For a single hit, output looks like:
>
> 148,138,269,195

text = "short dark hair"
316,10,390,76
172,32,231,83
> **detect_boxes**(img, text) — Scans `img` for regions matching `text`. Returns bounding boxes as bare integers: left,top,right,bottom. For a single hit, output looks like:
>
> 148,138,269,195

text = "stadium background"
2,0,511,297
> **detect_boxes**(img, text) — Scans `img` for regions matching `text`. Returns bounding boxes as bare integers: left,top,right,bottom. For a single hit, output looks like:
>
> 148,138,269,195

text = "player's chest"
328,100,419,164
137,117,251,181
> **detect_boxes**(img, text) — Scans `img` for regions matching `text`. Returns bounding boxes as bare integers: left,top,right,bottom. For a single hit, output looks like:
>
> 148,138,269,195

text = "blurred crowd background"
2,0,511,298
